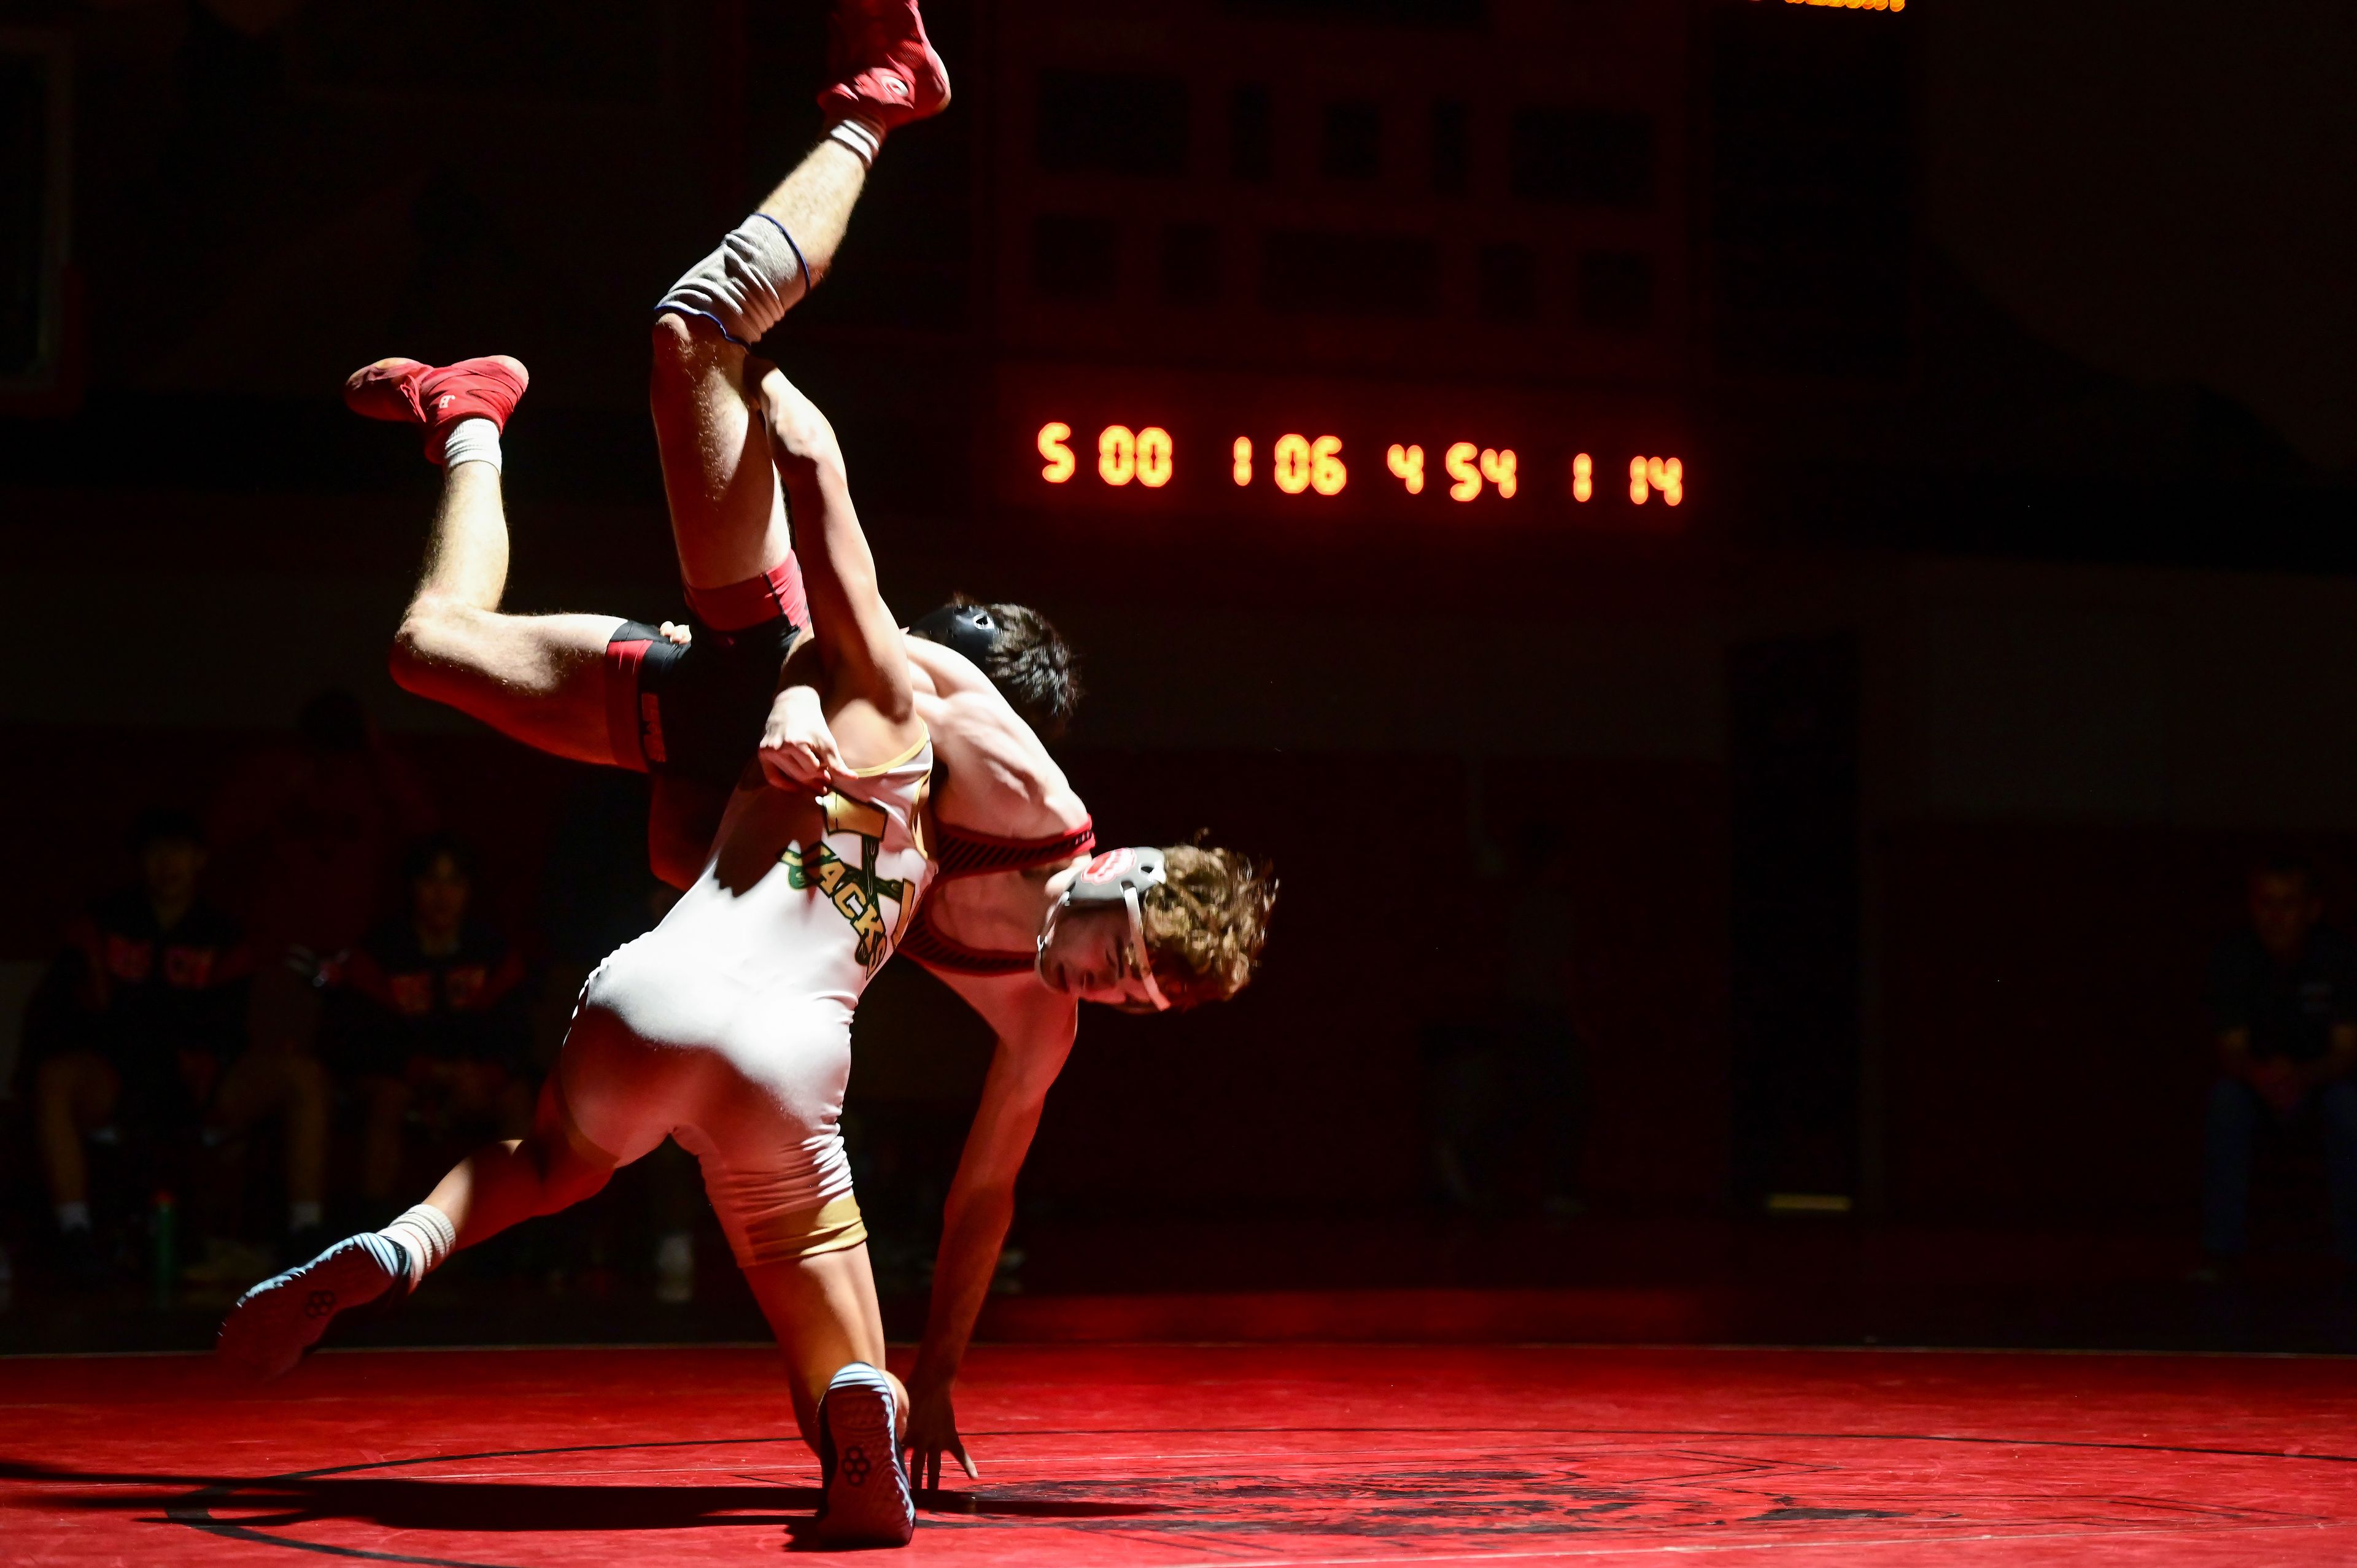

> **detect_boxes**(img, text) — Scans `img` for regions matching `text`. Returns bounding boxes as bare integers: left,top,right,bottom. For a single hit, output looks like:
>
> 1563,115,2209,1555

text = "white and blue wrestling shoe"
814,1361,916,1547
215,1233,406,1381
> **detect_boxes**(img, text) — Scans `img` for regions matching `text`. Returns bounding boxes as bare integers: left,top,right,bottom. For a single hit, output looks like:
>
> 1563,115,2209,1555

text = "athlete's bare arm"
757,369,921,765
388,454,630,766
905,642,1087,838
901,969,1078,1485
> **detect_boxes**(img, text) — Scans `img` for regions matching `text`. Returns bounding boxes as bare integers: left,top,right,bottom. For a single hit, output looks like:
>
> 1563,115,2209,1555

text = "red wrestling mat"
4,1343,2354,1566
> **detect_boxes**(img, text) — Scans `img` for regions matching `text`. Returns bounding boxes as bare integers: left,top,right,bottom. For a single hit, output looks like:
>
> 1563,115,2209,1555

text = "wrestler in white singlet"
557,735,933,1267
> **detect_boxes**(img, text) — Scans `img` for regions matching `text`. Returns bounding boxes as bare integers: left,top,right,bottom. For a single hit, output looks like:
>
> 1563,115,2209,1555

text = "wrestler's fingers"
760,746,821,791
953,1439,978,1479
927,1449,941,1491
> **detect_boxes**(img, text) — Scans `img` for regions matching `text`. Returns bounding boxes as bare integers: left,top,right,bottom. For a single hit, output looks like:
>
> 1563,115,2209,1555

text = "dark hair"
403,832,478,884
129,807,204,854
298,688,370,754
949,595,1082,741
2255,855,2318,892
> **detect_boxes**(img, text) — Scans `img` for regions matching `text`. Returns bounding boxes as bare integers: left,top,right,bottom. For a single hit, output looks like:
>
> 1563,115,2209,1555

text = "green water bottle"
151,1189,177,1308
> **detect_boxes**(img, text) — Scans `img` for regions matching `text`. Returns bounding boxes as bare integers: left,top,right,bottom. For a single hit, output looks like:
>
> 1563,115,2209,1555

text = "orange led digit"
1232,436,1253,487
1571,452,1593,503
1387,441,1423,492
1310,436,1347,496
1386,443,1425,495
1628,456,1649,504
1099,425,1136,486
1273,433,1311,495
1479,447,1517,500
1445,442,1481,502
1647,456,1684,507
1039,422,1075,484
1137,426,1174,488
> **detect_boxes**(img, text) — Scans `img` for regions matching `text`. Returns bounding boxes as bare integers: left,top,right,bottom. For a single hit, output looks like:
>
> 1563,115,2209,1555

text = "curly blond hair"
1138,841,1277,1010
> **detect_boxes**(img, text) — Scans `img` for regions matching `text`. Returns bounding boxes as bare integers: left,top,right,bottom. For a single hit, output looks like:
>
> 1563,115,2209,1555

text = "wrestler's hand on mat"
904,1381,979,1491
758,683,849,792
657,620,692,646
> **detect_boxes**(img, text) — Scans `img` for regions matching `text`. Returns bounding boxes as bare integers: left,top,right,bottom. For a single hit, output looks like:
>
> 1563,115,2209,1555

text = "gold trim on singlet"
908,770,934,867
846,725,931,778
820,790,888,838
733,1192,869,1264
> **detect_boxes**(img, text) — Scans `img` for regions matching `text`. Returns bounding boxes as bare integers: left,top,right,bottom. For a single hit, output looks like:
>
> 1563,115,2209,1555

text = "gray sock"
656,214,811,347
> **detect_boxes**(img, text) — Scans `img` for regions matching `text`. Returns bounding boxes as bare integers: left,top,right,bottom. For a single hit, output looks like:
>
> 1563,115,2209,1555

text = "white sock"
440,417,503,472
56,1202,91,1234
827,116,883,169
376,1203,459,1292
289,1201,323,1232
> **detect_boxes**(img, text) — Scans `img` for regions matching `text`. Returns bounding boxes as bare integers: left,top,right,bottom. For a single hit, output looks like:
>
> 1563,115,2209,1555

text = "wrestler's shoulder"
932,750,1087,844
902,635,973,696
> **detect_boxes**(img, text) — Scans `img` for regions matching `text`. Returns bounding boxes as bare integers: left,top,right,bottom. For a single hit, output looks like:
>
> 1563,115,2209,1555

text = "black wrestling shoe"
217,1233,405,1381
813,1362,915,1547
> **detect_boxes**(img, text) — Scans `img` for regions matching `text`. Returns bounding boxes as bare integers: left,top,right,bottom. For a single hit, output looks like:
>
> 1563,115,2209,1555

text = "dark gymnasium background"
5,0,2357,1362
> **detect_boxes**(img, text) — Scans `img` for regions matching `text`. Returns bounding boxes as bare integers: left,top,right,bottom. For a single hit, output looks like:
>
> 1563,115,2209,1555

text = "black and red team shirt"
55,888,254,1081
2209,925,2357,1064
332,919,531,1079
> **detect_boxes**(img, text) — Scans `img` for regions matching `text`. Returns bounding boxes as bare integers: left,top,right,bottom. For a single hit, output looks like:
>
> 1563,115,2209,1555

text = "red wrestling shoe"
816,0,950,131
343,354,529,465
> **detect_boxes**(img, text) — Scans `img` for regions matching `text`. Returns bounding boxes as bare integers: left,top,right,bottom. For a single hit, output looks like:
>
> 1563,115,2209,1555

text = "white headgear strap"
1036,846,1171,1012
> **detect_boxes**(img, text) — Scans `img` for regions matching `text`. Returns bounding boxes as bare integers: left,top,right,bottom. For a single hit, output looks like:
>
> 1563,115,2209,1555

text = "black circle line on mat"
166,1437,800,1568
161,1426,2357,1568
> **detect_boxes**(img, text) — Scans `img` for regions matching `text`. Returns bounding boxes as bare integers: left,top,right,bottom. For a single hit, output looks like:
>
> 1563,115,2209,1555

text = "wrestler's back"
904,642,1091,946
587,746,934,1049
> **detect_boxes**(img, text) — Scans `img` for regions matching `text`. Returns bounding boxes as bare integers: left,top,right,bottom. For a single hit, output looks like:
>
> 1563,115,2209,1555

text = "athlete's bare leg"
650,142,868,593
413,1079,616,1252
217,1076,614,1380
375,121,888,779
742,1248,909,1448
34,1051,115,1213
638,141,875,872
387,459,627,766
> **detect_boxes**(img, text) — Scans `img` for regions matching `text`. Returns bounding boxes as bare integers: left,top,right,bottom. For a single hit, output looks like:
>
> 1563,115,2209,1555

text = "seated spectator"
29,809,329,1280
208,689,437,1062
334,835,532,1206
2203,858,2357,1267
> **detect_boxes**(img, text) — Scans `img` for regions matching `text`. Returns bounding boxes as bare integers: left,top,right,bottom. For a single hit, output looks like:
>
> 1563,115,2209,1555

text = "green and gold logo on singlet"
781,791,909,972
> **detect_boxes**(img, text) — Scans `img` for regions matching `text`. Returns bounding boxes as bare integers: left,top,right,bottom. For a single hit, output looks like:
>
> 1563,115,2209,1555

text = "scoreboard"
995,365,1693,533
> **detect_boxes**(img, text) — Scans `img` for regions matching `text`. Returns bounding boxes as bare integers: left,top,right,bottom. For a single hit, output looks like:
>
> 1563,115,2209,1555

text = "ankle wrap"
378,1203,458,1291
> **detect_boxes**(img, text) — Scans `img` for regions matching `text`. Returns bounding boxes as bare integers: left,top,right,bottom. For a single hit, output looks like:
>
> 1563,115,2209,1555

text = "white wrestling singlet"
555,733,933,1266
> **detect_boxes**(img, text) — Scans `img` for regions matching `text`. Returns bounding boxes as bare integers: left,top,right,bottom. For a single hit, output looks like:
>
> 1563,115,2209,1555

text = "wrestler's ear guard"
1064,846,1167,909
909,603,1004,668
1037,847,1172,1012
